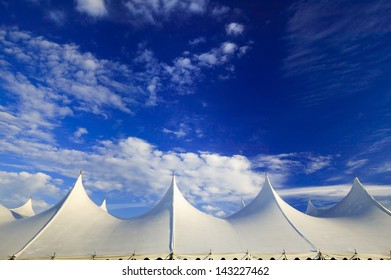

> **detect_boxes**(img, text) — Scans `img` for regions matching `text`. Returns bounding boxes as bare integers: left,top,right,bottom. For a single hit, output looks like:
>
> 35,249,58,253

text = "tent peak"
170,172,178,190
10,197,35,218
305,197,327,216
353,175,361,185
100,197,108,212
312,176,391,217
263,174,274,191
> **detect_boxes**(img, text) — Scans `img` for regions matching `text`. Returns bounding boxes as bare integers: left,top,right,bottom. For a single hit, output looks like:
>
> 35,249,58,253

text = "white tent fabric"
307,178,391,217
10,197,35,218
163,175,243,257
0,197,35,224
227,176,317,256
100,198,108,212
106,175,243,259
312,177,391,217
0,204,15,224
284,178,391,258
0,175,120,259
305,198,326,217
0,173,390,259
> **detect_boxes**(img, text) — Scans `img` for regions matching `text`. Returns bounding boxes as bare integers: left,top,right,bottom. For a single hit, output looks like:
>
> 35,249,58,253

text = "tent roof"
228,176,316,254
305,198,328,217
100,198,107,212
10,197,35,218
0,173,390,259
0,204,15,224
315,177,391,217
285,177,391,255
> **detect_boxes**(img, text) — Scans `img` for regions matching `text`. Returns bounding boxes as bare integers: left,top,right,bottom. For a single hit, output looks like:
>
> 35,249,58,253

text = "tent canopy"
0,173,390,259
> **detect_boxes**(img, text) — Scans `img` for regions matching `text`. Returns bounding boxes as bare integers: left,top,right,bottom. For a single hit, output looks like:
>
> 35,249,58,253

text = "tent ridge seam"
272,189,317,251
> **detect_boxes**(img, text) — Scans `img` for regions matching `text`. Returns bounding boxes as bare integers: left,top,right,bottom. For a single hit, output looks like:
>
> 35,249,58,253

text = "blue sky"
1,0,391,218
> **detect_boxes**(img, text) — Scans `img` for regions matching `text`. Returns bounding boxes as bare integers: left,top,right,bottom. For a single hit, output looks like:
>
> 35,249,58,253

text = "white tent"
305,198,326,217
286,177,391,258
99,198,108,212
309,177,391,217
0,174,120,259
0,204,15,225
227,175,317,258
92,175,243,259
0,173,390,260
10,197,35,218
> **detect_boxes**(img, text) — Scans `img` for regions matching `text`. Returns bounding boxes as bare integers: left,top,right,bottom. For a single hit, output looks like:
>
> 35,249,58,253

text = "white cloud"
162,116,205,141
238,45,250,57
0,28,181,148
194,41,242,69
124,0,208,26
252,153,300,172
47,10,67,26
0,72,71,143
211,5,230,17
76,0,108,17
71,127,88,144
189,37,206,46
0,27,134,118
374,162,391,174
146,76,160,106
0,123,358,216
188,0,207,13
197,52,218,66
346,159,368,169
0,25,254,216
226,23,244,36
0,136,264,216
163,55,200,94
284,1,391,105
175,57,195,70
252,153,333,177
0,170,63,213
1,26,251,116
162,126,188,138
304,155,333,174
221,42,237,54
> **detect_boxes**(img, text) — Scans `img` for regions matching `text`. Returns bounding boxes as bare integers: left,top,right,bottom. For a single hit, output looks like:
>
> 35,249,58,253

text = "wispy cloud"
279,183,391,210
47,9,67,26
162,125,188,139
226,22,244,36
0,27,134,116
189,37,206,46
283,0,391,105
163,40,250,93
0,26,250,144
373,162,391,174
345,159,368,175
252,153,333,176
70,127,88,144
123,0,208,27
76,0,108,17
210,5,230,17
366,129,391,154
344,128,391,177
